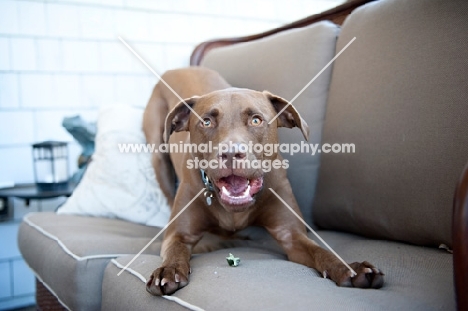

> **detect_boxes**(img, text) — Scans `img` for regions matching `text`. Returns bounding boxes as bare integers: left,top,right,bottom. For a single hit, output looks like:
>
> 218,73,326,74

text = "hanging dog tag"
204,191,214,206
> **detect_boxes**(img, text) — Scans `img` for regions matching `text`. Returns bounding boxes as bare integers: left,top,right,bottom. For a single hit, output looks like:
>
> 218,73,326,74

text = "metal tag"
204,191,213,206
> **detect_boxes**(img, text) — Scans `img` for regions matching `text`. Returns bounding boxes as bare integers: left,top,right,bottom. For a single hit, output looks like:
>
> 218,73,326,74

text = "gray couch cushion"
201,21,340,226
104,231,455,311
18,212,276,310
18,212,164,310
313,0,468,247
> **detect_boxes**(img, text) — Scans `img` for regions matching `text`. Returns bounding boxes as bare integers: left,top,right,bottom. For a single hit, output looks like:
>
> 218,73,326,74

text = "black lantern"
32,141,69,191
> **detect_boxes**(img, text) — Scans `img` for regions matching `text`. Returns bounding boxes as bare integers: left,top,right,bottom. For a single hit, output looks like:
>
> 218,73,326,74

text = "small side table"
0,183,76,221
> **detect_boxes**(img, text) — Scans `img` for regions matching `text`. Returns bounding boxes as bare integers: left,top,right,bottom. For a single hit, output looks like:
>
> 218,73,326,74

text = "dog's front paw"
327,261,384,289
146,265,189,296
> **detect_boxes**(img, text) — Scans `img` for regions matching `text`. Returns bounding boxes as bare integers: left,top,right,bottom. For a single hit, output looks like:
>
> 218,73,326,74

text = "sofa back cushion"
313,0,468,247
201,21,340,225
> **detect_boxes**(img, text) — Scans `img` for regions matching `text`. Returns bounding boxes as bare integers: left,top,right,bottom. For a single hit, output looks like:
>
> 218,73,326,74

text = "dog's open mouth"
214,175,263,206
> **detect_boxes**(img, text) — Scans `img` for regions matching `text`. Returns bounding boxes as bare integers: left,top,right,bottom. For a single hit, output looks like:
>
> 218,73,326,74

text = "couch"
18,0,468,310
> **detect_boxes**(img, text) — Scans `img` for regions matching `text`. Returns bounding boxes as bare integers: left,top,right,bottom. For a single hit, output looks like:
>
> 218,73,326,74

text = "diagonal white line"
117,188,205,276
268,188,357,277
118,36,203,123
268,37,356,125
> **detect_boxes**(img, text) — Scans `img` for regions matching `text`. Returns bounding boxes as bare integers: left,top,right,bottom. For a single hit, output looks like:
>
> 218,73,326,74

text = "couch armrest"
190,0,375,66
453,162,468,310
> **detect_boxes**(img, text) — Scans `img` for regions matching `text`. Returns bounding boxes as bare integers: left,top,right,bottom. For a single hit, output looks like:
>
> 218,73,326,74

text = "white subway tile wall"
17,1,47,36
0,38,11,70
0,73,19,108
10,38,37,71
0,0,343,184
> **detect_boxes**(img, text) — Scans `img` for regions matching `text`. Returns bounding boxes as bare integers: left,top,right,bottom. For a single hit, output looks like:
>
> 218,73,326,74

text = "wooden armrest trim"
190,0,375,66
453,162,468,310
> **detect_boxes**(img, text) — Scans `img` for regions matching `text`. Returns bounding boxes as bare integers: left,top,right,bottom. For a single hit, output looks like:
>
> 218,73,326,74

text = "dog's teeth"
161,278,167,286
243,185,250,197
241,185,251,198
175,274,180,283
155,278,160,286
222,185,251,199
222,186,231,196
247,180,250,185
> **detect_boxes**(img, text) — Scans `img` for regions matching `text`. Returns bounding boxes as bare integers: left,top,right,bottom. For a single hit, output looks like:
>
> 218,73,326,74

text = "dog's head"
164,88,309,212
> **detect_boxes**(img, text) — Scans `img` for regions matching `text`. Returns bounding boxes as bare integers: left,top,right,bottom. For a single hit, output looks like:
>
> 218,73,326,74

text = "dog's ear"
263,91,309,141
163,96,200,143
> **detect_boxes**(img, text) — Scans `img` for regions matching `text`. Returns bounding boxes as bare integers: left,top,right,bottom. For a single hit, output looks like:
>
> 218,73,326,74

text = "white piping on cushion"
23,213,130,261
24,260,72,311
111,258,147,283
111,259,205,311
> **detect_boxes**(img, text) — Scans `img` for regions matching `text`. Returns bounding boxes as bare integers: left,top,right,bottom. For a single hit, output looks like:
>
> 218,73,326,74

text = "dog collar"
200,169,215,206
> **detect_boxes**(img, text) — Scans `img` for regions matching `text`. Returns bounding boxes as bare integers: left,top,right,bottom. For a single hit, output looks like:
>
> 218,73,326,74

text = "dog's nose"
218,142,247,160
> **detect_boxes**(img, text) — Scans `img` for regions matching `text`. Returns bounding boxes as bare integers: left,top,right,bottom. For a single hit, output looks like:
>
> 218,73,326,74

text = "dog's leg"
271,228,384,288
143,85,176,207
146,232,196,295
261,189,384,289
146,191,206,296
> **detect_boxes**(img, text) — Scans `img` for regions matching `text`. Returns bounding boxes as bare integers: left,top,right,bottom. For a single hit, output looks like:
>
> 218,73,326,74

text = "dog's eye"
251,116,262,126
202,118,212,127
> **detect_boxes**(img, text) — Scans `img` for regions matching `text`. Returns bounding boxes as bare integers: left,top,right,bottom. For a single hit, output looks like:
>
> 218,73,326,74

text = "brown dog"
143,67,383,295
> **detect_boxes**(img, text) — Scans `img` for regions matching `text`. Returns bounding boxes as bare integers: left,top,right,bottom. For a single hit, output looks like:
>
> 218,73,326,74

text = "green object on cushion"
226,253,240,267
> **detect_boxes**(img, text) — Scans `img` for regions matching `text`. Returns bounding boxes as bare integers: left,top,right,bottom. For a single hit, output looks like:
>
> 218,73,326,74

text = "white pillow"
57,104,171,227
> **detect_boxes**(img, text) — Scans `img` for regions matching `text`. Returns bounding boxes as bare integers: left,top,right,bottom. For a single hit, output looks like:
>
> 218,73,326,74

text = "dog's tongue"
217,175,248,195
215,175,263,206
